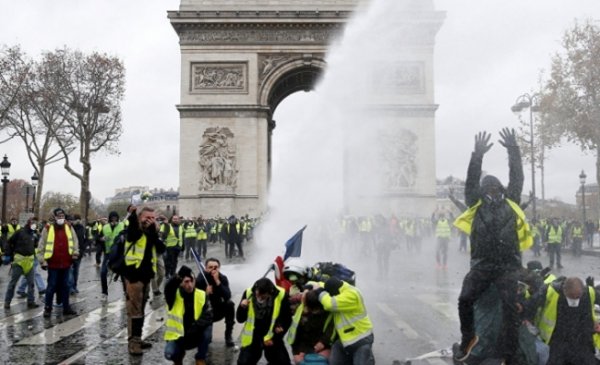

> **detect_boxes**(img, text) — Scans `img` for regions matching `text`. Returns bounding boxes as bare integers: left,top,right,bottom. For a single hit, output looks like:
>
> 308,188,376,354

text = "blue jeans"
329,334,375,365
5,264,35,304
164,325,212,361
45,268,71,311
18,258,46,293
68,259,81,293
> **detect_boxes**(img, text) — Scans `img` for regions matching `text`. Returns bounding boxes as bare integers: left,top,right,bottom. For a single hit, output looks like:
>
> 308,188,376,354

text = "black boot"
225,321,235,347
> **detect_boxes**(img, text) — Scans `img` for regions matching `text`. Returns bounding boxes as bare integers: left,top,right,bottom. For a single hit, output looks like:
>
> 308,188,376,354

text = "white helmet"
283,258,309,280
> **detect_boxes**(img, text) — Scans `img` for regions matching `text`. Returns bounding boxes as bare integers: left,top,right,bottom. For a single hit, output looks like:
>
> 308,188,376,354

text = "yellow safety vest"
538,285,597,345
124,234,157,273
571,226,583,238
161,224,182,248
164,289,206,341
318,281,373,347
286,302,334,345
453,199,533,252
44,225,74,260
240,286,285,347
435,219,451,238
184,224,197,239
196,227,208,240
102,222,124,253
7,224,20,239
547,226,562,244
14,253,35,275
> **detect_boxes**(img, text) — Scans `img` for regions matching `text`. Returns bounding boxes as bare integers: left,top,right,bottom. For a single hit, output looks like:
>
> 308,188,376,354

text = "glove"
586,276,595,287
474,131,493,155
2,256,10,265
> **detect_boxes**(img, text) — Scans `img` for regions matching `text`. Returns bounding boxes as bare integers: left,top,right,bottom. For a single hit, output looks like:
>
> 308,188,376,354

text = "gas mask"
566,297,580,307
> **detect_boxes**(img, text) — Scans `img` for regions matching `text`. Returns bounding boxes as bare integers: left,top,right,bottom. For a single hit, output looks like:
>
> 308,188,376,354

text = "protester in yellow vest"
3,217,39,309
196,219,208,258
545,218,564,269
570,221,584,257
452,128,529,364
236,277,291,365
160,215,182,280
100,211,124,299
316,277,374,365
524,277,600,365
164,265,212,365
6,217,21,240
38,208,79,318
182,220,197,261
122,205,166,356
433,212,452,270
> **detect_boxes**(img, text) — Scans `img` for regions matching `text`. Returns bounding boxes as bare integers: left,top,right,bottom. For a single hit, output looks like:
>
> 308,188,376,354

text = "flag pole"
191,247,209,284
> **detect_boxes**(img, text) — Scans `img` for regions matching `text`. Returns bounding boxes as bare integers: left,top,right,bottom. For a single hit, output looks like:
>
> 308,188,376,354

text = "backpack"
107,230,131,278
312,261,356,286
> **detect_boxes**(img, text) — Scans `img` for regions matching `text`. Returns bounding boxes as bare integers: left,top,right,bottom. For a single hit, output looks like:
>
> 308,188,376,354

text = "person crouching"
164,265,213,365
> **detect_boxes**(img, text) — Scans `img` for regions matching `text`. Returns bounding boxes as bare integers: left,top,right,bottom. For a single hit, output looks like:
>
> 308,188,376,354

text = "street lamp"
511,93,540,220
579,170,587,224
1,155,11,223
31,171,38,214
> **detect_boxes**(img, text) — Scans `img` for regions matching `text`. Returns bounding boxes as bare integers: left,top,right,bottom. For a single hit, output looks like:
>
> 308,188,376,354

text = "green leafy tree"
540,19,600,208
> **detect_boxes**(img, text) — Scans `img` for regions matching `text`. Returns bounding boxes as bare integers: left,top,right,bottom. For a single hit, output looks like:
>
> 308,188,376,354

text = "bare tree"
0,46,74,217
540,20,600,214
0,46,29,143
45,48,125,223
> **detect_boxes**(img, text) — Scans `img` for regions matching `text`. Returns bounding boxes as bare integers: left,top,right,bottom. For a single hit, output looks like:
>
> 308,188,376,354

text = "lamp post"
1,155,11,223
579,170,587,224
31,171,38,214
511,93,540,220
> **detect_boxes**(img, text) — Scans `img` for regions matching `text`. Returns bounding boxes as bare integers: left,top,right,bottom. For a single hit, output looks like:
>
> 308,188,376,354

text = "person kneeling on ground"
287,289,334,364
164,265,213,365
195,257,236,347
236,277,291,365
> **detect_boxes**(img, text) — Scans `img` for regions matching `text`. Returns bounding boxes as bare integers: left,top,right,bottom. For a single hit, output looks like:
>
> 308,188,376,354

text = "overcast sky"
0,0,598,204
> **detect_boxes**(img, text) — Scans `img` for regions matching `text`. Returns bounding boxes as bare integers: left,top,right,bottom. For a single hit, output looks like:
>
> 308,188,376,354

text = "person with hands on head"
236,277,291,365
164,265,213,365
453,128,530,365
122,205,166,356
195,257,236,347
38,208,79,318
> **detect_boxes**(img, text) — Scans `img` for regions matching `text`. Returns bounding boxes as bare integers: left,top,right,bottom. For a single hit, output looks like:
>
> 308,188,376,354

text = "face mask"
56,219,65,225
30,224,37,230
566,297,580,307
255,296,268,304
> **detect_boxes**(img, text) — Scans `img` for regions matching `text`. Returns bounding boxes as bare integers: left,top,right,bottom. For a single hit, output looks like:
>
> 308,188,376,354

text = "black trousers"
213,300,235,337
237,335,290,365
458,268,519,360
164,247,180,278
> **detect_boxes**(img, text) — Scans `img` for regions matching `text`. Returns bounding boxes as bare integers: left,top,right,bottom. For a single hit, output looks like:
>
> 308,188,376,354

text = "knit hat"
53,207,66,217
108,211,119,221
177,265,194,280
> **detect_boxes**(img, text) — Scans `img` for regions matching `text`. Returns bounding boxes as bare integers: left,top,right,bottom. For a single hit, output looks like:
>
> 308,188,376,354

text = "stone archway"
168,1,444,218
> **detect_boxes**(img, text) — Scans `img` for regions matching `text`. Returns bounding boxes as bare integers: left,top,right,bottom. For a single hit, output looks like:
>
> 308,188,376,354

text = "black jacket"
464,145,524,270
236,289,292,339
123,212,166,283
6,228,37,257
196,271,232,310
165,276,213,344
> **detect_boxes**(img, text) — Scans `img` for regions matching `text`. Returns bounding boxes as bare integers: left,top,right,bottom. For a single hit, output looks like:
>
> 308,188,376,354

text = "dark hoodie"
465,144,524,270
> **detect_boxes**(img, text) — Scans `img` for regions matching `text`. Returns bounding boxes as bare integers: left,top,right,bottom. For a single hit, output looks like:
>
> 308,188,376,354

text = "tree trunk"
596,144,600,221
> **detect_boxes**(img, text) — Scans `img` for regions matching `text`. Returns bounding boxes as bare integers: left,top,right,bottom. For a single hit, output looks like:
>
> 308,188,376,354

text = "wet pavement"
1,238,599,364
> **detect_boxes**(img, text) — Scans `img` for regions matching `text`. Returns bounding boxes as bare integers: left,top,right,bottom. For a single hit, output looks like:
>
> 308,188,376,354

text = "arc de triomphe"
168,0,444,218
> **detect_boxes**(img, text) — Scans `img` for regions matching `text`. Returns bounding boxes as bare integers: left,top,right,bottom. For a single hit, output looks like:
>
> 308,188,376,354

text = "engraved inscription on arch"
190,62,248,93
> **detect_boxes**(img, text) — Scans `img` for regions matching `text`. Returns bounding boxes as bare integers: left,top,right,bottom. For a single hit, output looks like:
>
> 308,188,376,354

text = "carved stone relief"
178,24,342,45
191,62,247,93
378,128,418,189
199,127,238,191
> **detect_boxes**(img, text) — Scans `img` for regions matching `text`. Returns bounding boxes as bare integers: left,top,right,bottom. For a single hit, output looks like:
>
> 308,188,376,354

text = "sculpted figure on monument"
379,129,418,189
199,127,238,190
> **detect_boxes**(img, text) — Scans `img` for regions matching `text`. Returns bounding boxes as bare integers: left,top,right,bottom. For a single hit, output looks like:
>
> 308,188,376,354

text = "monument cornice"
351,104,440,117
179,194,259,199
177,104,271,118
168,10,354,22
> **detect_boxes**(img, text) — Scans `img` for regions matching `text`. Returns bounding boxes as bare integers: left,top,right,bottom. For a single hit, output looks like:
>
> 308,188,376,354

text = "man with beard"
453,128,531,365
123,206,166,355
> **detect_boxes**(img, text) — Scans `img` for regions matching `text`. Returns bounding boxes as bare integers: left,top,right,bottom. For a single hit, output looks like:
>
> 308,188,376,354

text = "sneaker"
27,302,40,309
17,292,27,299
454,335,479,362
140,340,153,349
